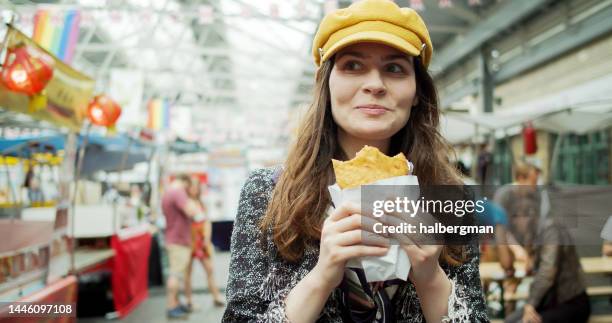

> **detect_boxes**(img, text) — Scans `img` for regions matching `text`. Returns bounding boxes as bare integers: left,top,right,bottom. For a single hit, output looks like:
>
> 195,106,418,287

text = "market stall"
0,23,153,320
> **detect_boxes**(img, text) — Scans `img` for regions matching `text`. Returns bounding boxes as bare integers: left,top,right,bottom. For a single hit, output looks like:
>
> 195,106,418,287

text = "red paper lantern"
523,122,538,155
1,44,54,96
87,95,122,127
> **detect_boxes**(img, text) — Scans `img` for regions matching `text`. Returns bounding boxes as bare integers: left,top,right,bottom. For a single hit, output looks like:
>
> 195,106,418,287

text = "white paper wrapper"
328,174,420,282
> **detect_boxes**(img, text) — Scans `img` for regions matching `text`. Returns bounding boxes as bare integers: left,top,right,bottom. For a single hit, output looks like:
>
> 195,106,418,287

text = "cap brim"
322,30,421,64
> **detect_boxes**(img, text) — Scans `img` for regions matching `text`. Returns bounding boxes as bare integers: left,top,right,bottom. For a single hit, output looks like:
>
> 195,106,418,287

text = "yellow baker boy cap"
312,0,433,68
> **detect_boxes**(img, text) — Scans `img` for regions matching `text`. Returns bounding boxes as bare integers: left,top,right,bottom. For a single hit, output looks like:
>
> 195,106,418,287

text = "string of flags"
12,0,484,33
323,0,482,14
31,8,81,64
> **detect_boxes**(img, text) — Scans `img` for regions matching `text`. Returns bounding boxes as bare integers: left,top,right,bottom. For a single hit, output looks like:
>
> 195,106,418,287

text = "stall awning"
441,74,612,143
0,133,154,176
0,135,65,157
169,137,207,155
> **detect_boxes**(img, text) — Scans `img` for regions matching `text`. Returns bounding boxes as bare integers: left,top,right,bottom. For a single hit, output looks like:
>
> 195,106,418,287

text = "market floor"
80,251,231,323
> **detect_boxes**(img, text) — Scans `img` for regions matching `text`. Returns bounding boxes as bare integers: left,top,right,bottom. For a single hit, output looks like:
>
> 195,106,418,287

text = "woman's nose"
362,70,386,96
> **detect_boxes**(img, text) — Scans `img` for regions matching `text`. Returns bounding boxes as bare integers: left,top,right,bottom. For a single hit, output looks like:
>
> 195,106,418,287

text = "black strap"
272,165,398,322
339,268,397,323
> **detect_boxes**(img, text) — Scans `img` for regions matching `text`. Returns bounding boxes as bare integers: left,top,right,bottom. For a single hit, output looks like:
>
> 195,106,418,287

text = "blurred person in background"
477,143,493,185
23,169,45,204
161,174,205,319
494,161,543,315
602,216,612,257
494,161,540,202
469,179,520,312
128,184,148,221
482,202,525,314
102,182,120,204
122,184,148,227
184,177,225,310
504,199,590,323
457,161,516,277
495,161,540,263
456,160,516,280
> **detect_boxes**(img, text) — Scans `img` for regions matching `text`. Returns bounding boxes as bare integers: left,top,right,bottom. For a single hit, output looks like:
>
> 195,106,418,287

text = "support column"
479,47,494,113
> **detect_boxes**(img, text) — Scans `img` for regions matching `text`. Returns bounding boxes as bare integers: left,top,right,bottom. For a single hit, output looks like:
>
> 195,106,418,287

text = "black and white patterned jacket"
222,168,489,322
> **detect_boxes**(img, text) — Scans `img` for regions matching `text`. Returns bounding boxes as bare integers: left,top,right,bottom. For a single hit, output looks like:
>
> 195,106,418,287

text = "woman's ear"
412,96,419,107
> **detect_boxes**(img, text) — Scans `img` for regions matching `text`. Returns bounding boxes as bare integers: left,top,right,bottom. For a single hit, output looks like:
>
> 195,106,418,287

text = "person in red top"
184,177,225,310
161,174,203,319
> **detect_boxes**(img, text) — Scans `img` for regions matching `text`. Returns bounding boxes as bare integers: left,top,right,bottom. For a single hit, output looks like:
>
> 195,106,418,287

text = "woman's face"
329,42,417,141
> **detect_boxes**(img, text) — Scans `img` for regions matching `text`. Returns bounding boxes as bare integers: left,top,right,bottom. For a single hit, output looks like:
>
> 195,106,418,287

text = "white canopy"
441,74,612,143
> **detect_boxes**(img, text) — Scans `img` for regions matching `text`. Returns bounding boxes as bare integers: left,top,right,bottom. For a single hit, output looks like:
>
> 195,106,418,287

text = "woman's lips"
356,104,390,116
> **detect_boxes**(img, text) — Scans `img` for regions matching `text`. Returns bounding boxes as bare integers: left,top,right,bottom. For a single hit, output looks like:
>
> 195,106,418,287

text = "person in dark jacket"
505,200,590,323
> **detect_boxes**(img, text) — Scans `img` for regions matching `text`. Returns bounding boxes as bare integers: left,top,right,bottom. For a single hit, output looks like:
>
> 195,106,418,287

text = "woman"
223,0,487,322
184,178,225,309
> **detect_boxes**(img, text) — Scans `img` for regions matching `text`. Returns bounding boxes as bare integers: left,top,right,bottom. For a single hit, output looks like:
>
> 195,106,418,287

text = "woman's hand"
403,243,452,322
286,202,389,323
312,202,390,291
378,210,452,322
401,243,444,286
377,210,446,286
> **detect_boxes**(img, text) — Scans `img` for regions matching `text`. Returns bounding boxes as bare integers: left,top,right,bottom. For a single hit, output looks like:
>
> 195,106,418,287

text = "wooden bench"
586,285,612,297
492,314,612,323
480,257,612,281
504,285,612,302
589,314,612,323
483,258,612,320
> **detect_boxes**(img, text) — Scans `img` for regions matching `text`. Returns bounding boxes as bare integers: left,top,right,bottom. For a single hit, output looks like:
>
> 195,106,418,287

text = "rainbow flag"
147,99,170,130
32,8,81,64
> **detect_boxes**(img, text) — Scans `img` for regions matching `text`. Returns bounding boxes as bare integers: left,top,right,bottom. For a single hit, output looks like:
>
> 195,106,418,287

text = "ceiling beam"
431,0,550,76
94,60,313,82
438,2,612,108
9,4,318,23
440,81,478,109
229,0,312,35
76,42,230,55
144,70,313,83
441,2,480,24
495,2,612,83
73,25,97,62
76,41,308,65
428,24,468,34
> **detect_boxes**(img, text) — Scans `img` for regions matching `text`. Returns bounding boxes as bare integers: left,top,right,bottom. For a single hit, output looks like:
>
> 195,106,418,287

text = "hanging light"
523,121,538,155
87,94,122,127
1,43,54,96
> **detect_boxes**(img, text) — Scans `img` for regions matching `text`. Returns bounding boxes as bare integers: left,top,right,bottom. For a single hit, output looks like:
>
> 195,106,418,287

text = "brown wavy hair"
260,56,465,265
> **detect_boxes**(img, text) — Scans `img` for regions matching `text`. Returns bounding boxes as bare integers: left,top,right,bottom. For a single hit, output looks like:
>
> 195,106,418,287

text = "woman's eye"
386,63,405,74
343,61,363,71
